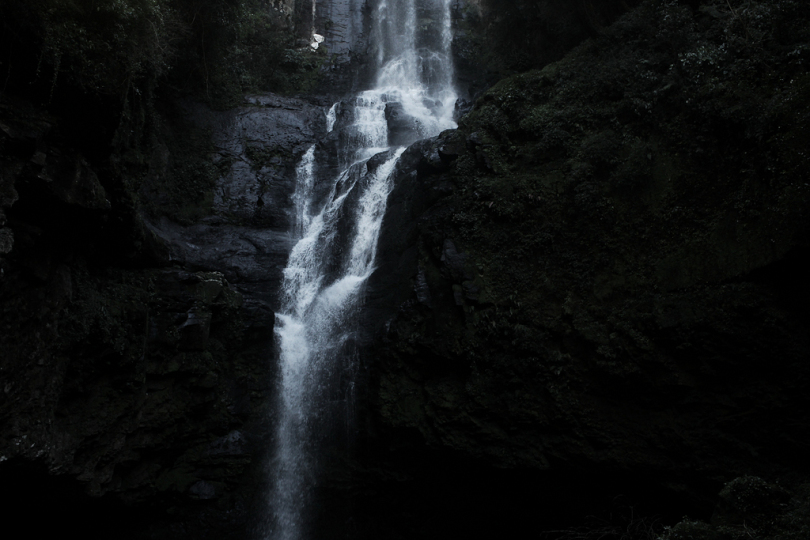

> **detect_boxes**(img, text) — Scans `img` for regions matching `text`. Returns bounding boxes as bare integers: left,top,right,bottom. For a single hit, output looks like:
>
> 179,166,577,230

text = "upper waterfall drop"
267,1,458,539
371,0,458,140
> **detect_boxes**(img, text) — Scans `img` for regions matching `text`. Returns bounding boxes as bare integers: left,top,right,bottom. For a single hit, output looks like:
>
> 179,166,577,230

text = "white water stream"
268,1,457,538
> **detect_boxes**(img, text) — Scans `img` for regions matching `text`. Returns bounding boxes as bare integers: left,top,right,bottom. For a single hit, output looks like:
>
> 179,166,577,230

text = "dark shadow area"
311,437,714,540
746,246,810,318
0,459,148,539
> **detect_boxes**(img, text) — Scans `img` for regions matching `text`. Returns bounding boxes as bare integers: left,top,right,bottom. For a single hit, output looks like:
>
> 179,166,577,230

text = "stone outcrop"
360,0,810,535
145,94,326,301
317,0,368,64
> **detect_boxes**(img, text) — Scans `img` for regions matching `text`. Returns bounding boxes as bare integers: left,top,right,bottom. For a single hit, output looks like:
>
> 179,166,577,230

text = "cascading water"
268,1,457,539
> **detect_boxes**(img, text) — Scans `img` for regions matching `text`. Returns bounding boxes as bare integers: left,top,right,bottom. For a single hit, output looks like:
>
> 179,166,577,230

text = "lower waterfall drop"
268,1,457,539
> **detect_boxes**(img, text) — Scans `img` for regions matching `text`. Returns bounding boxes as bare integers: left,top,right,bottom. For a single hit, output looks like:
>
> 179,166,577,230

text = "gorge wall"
361,1,810,537
1,1,809,539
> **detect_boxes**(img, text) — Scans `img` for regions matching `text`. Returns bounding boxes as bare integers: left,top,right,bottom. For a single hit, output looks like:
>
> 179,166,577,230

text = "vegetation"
452,0,642,94
374,1,810,528
0,0,327,227
540,478,810,540
0,0,326,108
661,477,810,540
445,0,810,338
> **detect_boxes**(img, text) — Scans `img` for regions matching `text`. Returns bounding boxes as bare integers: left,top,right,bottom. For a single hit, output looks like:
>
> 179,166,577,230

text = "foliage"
168,0,326,107
544,503,663,540
453,0,642,87
14,0,179,98
0,0,325,108
659,477,810,540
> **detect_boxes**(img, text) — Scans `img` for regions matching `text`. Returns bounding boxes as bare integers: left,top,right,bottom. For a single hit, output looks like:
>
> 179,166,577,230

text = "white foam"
326,103,338,133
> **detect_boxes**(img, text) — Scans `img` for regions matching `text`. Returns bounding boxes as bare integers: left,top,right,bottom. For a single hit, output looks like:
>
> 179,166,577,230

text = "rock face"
306,0,376,94
0,0,342,538
0,0,369,536
0,87,326,537
317,0,368,64
359,0,810,535
145,94,326,302
384,102,422,146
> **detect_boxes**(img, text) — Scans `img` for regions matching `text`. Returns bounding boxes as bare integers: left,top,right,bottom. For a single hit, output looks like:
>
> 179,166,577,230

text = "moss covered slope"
370,0,810,499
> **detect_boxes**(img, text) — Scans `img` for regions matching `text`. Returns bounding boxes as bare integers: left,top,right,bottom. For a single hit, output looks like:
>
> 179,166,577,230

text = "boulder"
384,102,421,147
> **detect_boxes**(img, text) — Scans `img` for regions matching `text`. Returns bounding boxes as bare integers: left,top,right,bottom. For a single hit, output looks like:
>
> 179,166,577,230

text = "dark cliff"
0,1,326,537
362,0,810,537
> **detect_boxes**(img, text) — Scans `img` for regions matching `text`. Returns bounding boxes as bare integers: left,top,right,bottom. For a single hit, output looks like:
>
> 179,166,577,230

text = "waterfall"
325,103,338,133
268,1,457,538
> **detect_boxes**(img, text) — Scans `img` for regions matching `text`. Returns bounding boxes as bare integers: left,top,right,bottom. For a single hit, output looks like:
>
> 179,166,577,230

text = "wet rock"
454,98,474,119
188,480,217,500
466,131,484,148
461,280,480,303
414,267,432,307
138,93,327,316
177,271,202,284
316,0,368,64
411,139,446,172
36,150,110,210
441,239,472,281
178,311,212,350
181,95,324,230
145,217,294,298
366,148,400,174
437,131,464,162
208,431,247,457
385,102,421,146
